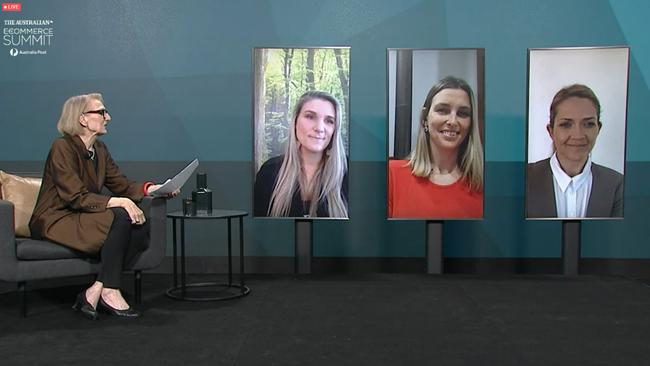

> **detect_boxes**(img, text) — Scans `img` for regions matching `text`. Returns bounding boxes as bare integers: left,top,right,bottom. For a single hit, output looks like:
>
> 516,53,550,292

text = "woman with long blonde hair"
255,91,348,218
388,76,484,218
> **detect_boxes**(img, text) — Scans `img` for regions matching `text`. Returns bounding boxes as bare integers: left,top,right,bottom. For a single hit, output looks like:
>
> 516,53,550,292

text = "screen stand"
562,220,581,276
295,219,313,274
426,221,444,274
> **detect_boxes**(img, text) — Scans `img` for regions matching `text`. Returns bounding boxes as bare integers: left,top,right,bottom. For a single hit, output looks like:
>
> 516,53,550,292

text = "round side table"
166,210,251,301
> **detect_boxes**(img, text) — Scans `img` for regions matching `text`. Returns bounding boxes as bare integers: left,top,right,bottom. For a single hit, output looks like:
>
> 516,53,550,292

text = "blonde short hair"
549,84,601,127
56,93,104,136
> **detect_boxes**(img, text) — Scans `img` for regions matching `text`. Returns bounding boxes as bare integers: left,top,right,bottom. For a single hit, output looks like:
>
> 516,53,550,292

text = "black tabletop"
167,210,248,219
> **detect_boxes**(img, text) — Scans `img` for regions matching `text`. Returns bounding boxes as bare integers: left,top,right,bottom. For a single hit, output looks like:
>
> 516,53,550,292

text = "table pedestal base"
166,282,250,301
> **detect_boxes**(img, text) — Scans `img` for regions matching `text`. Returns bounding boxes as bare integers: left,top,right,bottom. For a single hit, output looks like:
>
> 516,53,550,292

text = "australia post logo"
2,3,22,12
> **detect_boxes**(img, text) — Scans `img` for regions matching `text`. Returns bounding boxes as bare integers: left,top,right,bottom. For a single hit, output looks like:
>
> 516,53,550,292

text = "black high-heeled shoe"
98,296,141,318
72,291,98,320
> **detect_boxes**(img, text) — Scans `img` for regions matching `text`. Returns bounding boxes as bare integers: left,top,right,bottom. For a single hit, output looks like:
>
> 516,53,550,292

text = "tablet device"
150,159,199,197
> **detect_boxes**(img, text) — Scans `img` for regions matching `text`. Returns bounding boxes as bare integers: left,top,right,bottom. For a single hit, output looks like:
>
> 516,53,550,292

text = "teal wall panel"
2,0,650,259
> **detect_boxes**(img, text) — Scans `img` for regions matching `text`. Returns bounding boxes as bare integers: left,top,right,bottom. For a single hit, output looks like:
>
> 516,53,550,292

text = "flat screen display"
387,48,485,220
252,47,350,219
525,47,629,219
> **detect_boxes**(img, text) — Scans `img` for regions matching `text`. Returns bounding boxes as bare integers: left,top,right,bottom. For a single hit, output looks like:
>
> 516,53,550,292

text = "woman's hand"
146,180,181,198
107,197,146,225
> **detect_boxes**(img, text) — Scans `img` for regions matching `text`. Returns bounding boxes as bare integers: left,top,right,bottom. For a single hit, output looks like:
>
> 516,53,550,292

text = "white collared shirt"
549,153,593,218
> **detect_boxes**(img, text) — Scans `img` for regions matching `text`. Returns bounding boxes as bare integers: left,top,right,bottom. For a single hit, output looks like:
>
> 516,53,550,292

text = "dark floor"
1,274,649,366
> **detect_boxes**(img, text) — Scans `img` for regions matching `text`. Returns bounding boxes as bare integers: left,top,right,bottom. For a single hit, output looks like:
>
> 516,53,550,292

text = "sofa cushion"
15,237,98,261
0,171,42,237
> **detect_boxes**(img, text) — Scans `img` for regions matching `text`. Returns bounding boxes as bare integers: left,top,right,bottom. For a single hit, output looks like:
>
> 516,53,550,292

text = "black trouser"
96,208,150,289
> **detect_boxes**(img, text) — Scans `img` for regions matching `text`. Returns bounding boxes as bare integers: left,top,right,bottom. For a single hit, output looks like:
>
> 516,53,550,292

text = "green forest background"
254,48,350,171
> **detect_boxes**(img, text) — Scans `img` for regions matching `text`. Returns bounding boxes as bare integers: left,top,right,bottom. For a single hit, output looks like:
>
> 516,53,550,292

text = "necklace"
430,165,459,176
429,166,461,185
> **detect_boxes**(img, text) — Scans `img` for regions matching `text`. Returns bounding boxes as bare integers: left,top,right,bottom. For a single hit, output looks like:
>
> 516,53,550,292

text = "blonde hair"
56,93,103,136
549,84,601,127
269,91,348,217
407,76,484,192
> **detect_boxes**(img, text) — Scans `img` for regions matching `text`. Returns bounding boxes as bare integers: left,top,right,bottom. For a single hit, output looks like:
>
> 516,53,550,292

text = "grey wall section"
4,160,650,259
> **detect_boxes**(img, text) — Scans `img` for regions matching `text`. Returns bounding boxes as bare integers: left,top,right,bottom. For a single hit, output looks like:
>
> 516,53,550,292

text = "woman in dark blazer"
526,84,623,218
30,93,176,319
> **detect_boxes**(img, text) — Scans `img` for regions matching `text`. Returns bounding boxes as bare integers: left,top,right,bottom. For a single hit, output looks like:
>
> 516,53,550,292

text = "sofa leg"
18,282,26,317
134,270,142,304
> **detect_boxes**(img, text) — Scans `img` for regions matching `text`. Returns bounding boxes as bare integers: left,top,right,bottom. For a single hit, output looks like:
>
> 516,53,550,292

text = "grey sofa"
0,196,167,317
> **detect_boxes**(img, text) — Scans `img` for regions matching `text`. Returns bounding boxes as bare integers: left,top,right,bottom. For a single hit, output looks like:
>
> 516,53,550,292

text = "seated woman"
526,84,623,218
388,76,484,219
254,91,348,218
29,93,177,320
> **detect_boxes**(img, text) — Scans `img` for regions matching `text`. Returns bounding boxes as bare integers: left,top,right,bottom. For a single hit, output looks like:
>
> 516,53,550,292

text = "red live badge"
2,3,22,12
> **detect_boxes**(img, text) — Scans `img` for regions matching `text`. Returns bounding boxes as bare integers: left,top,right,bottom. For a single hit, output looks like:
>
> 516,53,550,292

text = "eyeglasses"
83,109,110,118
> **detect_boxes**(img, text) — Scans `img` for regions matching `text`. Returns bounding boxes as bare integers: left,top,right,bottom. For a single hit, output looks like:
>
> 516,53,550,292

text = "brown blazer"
526,158,624,218
29,134,145,253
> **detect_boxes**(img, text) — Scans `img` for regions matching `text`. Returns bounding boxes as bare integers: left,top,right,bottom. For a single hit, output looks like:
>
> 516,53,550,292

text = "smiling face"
80,98,110,136
547,96,600,169
425,88,472,153
295,98,336,155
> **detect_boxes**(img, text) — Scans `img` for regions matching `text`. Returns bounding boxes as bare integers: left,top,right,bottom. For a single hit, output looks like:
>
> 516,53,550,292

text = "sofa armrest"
138,196,166,234
0,199,18,281
131,196,167,270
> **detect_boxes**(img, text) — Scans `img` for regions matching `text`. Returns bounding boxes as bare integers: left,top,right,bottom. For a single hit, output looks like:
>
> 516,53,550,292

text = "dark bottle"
192,173,212,214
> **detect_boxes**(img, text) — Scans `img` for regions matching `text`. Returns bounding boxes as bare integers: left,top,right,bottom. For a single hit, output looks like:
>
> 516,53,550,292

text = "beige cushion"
0,171,42,237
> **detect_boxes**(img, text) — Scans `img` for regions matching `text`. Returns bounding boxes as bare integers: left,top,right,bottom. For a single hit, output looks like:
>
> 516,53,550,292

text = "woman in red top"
388,76,484,218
